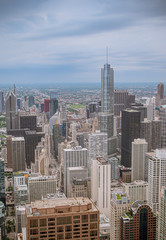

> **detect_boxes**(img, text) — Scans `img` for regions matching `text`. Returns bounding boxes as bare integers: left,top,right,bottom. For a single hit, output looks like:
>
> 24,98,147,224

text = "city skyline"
0,0,166,85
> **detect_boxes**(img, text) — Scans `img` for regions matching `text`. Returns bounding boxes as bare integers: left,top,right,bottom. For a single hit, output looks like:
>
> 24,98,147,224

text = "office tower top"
101,63,114,113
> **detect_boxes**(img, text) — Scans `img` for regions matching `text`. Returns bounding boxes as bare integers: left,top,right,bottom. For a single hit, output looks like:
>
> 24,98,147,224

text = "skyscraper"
98,61,117,156
121,109,141,167
5,89,17,132
160,105,166,148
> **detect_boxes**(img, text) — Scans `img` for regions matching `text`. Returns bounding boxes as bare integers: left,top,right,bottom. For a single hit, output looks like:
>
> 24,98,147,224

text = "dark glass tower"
121,109,140,167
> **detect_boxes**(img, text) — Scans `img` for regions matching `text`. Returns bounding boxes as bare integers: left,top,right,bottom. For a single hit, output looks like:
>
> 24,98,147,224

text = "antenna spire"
106,46,108,64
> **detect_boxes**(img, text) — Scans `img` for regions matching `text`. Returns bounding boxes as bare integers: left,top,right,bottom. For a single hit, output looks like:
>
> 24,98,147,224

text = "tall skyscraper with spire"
5,88,17,132
98,56,117,156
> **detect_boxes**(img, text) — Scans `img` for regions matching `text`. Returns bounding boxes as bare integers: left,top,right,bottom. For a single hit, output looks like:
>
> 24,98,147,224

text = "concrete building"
25,197,99,240
66,166,89,198
148,149,166,213
158,186,166,240
88,130,107,176
152,118,162,149
63,146,88,195
28,175,57,202
44,99,50,113
121,109,141,167
7,136,26,172
131,138,148,181
121,203,156,240
98,61,117,156
122,180,148,202
5,89,17,132
146,97,156,121
110,192,131,240
91,158,111,218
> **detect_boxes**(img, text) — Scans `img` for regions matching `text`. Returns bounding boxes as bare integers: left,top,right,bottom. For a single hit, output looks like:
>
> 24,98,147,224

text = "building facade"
26,198,99,240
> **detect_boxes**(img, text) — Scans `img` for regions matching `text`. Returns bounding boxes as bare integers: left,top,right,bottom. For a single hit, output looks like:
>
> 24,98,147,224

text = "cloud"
0,0,166,84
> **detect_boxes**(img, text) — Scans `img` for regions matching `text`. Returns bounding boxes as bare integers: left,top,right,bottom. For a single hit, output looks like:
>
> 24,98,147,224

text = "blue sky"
0,0,166,85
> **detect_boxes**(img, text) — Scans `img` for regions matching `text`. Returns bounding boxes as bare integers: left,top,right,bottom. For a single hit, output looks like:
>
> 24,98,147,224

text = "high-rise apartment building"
28,175,57,202
63,146,88,195
0,91,4,113
26,197,99,240
158,186,166,240
88,130,107,176
7,136,26,171
148,149,166,213
110,192,131,240
5,89,17,132
121,109,141,167
131,138,148,181
121,203,156,239
98,62,117,156
91,158,111,218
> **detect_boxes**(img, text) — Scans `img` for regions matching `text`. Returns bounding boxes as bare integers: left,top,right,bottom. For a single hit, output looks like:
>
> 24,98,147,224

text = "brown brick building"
26,197,99,240
121,204,156,240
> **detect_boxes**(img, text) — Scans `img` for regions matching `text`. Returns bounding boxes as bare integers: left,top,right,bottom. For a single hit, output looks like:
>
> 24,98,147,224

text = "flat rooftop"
26,197,98,216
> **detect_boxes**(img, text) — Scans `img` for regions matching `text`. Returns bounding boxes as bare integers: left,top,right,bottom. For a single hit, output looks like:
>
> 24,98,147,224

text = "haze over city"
0,0,166,85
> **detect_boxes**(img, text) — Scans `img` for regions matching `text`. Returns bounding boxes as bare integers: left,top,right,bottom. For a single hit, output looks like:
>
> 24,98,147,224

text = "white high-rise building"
98,61,117,156
146,97,156,121
71,123,77,144
91,158,111,218
131,138,148,181
148,149,166,213
63,146,88,195
88,130,107,176
158,186,166,240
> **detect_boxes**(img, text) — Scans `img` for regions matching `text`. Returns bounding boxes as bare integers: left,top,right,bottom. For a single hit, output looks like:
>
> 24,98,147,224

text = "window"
40,219,46,227
57,216,72,225
90,214,97,222
30,219,38,228
82,215,88,223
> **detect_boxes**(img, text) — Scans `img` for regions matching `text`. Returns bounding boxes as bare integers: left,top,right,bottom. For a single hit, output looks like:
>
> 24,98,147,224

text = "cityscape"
0,1,166,240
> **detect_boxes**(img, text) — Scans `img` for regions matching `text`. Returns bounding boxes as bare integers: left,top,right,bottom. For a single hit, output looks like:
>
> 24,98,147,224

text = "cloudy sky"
0,0,166,85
